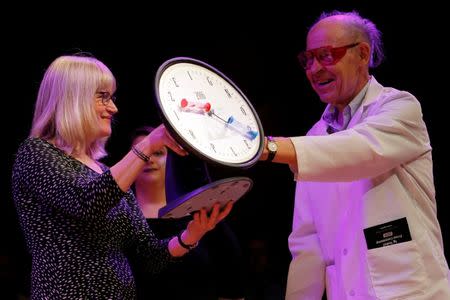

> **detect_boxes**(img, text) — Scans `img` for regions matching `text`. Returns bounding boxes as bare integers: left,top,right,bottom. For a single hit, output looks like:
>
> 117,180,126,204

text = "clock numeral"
240,106,247,116
207,76,213,86
210,143,216,153
224,88,231,98
189,129,196,139
168,91,175,101
187,71,193,80
173,110,180,121
171,77,179,87
230,146,237,157
243,139,251,150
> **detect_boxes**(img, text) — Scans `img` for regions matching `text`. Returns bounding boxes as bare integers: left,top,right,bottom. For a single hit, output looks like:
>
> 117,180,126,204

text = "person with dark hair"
11,54,233,299
128,125,246,300
259,11,450,299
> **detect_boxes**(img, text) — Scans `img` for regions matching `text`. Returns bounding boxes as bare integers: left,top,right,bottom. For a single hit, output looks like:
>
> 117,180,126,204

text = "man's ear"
359,42,371,65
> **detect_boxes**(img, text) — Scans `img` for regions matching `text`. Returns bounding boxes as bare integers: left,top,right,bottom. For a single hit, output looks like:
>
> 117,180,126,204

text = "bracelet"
177,231,198,251
131,146,150,163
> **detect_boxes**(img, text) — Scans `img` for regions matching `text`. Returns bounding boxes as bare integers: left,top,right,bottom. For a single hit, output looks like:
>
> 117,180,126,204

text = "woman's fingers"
164,128,187,156
206,203,221,229
191,201,234,236
193,210,200,224
150,124,187,156
217,201,233,222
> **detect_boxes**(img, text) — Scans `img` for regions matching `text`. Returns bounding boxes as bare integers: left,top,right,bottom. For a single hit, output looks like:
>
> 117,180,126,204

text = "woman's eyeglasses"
298,43,360,70
96,91,117,106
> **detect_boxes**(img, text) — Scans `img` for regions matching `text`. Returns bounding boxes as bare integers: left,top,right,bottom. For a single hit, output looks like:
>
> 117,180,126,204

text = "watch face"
268,142,278,152
155,57,264,168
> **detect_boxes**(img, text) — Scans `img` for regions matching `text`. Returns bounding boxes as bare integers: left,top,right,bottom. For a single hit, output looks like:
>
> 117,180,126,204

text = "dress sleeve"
12,138,126,220
125,191,180,275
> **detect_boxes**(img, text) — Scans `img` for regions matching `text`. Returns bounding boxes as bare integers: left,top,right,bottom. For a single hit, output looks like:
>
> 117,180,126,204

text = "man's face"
304,17,368,109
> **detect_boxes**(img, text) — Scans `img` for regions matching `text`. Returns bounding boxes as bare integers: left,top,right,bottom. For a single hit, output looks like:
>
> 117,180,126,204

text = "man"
261,11,450,299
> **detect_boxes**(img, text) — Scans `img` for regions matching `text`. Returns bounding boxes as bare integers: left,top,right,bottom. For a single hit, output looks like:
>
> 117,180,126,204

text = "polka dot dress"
12,137,174,299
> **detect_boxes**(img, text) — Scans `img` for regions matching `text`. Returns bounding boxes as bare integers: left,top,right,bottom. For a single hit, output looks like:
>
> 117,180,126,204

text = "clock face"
155,57,264,168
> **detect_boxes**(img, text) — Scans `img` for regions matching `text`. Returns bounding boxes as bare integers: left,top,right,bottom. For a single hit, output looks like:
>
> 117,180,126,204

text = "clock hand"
207,109,258,140
227,115,259,140
179,99,259,141
207,109,229,124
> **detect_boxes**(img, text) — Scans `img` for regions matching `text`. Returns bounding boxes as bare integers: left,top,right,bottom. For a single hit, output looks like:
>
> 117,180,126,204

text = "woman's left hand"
185,201,234,243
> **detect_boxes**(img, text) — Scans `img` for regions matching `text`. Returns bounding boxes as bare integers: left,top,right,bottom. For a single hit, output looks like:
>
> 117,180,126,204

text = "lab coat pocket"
366,240,426,299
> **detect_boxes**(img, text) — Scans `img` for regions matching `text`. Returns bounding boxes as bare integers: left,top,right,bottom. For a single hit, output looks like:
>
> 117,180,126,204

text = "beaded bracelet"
131,146,150,163
177,231,198,250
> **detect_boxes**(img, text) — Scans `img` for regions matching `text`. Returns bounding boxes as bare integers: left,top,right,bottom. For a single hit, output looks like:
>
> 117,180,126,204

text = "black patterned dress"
12,137,174,299
129,217,246,300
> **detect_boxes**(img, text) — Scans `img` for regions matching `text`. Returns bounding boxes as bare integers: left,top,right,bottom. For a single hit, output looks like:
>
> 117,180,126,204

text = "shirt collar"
322,76,371,133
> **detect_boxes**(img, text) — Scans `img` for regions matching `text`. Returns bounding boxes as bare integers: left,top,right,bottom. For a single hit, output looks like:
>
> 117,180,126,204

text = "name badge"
363,217,412,250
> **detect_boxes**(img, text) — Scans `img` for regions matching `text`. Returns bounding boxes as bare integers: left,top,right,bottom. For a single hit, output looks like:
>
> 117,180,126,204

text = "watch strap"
266,136,277,162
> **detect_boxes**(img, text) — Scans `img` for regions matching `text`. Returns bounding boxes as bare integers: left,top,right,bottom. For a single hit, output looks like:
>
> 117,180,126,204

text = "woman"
11,54,232,299
129,126,245,300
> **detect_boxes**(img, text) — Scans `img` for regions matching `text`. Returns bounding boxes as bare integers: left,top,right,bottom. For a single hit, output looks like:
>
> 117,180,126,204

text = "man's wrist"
265,136,278,162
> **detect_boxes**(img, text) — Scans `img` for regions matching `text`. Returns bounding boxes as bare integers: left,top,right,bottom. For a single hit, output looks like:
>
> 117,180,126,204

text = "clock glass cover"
155,57,264,168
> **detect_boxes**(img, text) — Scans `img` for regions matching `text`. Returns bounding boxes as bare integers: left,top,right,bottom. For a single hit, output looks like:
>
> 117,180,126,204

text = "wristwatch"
266,136,278,162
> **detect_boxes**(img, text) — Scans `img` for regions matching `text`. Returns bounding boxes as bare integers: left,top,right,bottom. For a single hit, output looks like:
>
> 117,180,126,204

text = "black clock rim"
154,56,264,169
158,176,253,218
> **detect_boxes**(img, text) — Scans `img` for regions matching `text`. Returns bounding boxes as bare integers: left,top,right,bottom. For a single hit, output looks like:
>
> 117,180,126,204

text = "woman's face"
94,90,118,139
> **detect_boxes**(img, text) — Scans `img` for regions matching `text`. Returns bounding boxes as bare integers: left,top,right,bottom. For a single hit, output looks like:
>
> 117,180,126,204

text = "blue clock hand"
227,116,258,140
207,109,258,140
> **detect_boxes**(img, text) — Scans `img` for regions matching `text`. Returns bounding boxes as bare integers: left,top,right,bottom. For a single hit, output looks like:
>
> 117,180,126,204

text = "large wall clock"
154,57,264,168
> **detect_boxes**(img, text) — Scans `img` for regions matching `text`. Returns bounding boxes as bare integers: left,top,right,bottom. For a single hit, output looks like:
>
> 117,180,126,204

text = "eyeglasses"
297,42,360,70
96,91,117,106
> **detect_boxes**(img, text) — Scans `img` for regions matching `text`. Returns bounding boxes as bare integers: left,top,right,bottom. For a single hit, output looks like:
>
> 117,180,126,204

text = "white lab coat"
286,77,450,300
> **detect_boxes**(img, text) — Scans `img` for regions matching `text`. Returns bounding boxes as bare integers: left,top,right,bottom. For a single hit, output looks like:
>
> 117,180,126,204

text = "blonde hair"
30,55,116,159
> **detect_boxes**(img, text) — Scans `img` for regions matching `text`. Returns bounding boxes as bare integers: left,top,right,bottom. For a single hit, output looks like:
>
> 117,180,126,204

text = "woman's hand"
168,201,234,256
146,124,187,156
182,201,234,246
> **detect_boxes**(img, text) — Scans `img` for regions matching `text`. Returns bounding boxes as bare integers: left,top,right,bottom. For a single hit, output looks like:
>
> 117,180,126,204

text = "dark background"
2,3,448,299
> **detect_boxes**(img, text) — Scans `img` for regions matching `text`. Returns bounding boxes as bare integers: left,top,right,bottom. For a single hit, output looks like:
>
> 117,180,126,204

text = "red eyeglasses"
297,42,360,70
